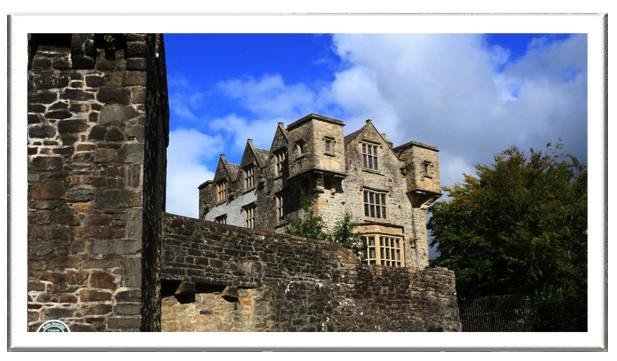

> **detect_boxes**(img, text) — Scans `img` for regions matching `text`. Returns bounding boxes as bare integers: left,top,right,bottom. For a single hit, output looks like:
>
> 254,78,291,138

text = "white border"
6,12,607,352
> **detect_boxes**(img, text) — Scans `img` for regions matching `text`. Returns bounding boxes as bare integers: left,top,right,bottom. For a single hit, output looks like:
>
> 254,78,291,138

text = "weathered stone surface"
118,143,144,163
91,239,141,256
46,110,72,119
105,127,125,141
31,178,66,200
82,304,113,316
79,289,112,302
115,303,141,316
85,75,106,87
96,189,140,208
115,289,141,303
124,71,147,86
31,56,52,70
94,147,117,163
34,72,70,89
126,58,147,71
97,87,131,104
87,125,106,141
63,88,94,101
107,316,141,330
58,119,88,134
30,90,58,104
43,307,75,319
99,104,139,124
28,113,43,124
125,41,147,58
30,156,63,171
89,271,117,289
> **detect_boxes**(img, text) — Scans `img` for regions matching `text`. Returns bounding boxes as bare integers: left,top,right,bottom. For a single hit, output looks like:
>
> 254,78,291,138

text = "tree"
284,196,362,257
428,143,587,331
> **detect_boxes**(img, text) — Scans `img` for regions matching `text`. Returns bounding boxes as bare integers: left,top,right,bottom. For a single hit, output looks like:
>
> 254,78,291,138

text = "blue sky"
164,33,587,219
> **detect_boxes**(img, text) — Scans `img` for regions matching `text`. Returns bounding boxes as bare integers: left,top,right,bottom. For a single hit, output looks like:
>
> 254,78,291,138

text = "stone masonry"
161,214,461,332
27,34,168,332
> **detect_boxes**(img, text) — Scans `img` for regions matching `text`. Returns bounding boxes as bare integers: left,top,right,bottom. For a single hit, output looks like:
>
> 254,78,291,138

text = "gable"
213,155,239,183
344,121,398,160
269,123,289,152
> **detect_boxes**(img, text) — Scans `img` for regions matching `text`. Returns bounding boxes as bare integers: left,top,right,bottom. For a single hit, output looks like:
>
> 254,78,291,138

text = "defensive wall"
161,214,461,332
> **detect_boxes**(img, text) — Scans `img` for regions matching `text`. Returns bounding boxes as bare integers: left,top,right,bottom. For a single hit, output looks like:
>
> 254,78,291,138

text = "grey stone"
63,88,94,101
58,119,88,134
97,87,131,105
99,104,139,125
29,90,58,104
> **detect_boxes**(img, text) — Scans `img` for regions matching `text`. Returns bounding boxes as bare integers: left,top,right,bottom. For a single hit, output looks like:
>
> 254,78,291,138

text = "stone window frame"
215,214,227,224
294,140,306,159
216,180,228,204
243,203,256,229
361,141,380,171
244,164,255,190
324,136,335,156
361,234,404,267
273,149,287,176
363,189,387,220
422,160,433,179
275,192,285,222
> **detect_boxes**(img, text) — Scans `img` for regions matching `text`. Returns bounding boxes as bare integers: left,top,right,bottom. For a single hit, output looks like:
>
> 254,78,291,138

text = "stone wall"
161,213,461,332
27,34,168,332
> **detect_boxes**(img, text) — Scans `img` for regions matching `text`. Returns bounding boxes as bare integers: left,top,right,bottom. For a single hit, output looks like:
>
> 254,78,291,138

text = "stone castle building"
199,114,441,270
26,33,460,335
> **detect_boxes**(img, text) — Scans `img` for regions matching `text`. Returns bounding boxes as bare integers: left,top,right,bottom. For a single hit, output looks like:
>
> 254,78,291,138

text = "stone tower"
27,34,168,331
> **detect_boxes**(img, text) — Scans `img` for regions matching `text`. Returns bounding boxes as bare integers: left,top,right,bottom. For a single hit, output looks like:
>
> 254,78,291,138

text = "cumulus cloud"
166,128,225,218
329,33,587,188
217,74,321,119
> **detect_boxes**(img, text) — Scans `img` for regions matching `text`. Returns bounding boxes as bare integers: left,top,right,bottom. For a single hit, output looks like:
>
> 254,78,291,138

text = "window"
295,140,305,157
244,165,255,189
275,193,285,222
215,214,227,224
244,204,255,229
324,137,334,154
216,180,228,203
362,142,379,170
361,235,403,267
422,160,433,178
363,190,387,219
274,150,287,176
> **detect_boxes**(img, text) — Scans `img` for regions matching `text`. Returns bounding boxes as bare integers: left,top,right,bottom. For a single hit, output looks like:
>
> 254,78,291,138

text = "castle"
199,114,441,270
26,33,460,335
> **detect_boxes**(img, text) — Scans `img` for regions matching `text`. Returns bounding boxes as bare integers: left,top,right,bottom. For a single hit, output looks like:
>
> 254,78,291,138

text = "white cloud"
329,33,587,188
166,128,225,218
209,113,286,152
217,74,320,118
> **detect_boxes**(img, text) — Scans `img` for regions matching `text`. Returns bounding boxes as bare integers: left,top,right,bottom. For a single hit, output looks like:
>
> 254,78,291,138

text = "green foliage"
284,195,362,257
428,143,587,331
103,35,116,50
284,196,327,241
326,212,362,258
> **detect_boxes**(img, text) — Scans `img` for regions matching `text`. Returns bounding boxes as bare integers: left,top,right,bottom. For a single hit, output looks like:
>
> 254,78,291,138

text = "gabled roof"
214,154,240,183
254,147,270,167
241,139,270,169
269,122,289,152
344,119,392,148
